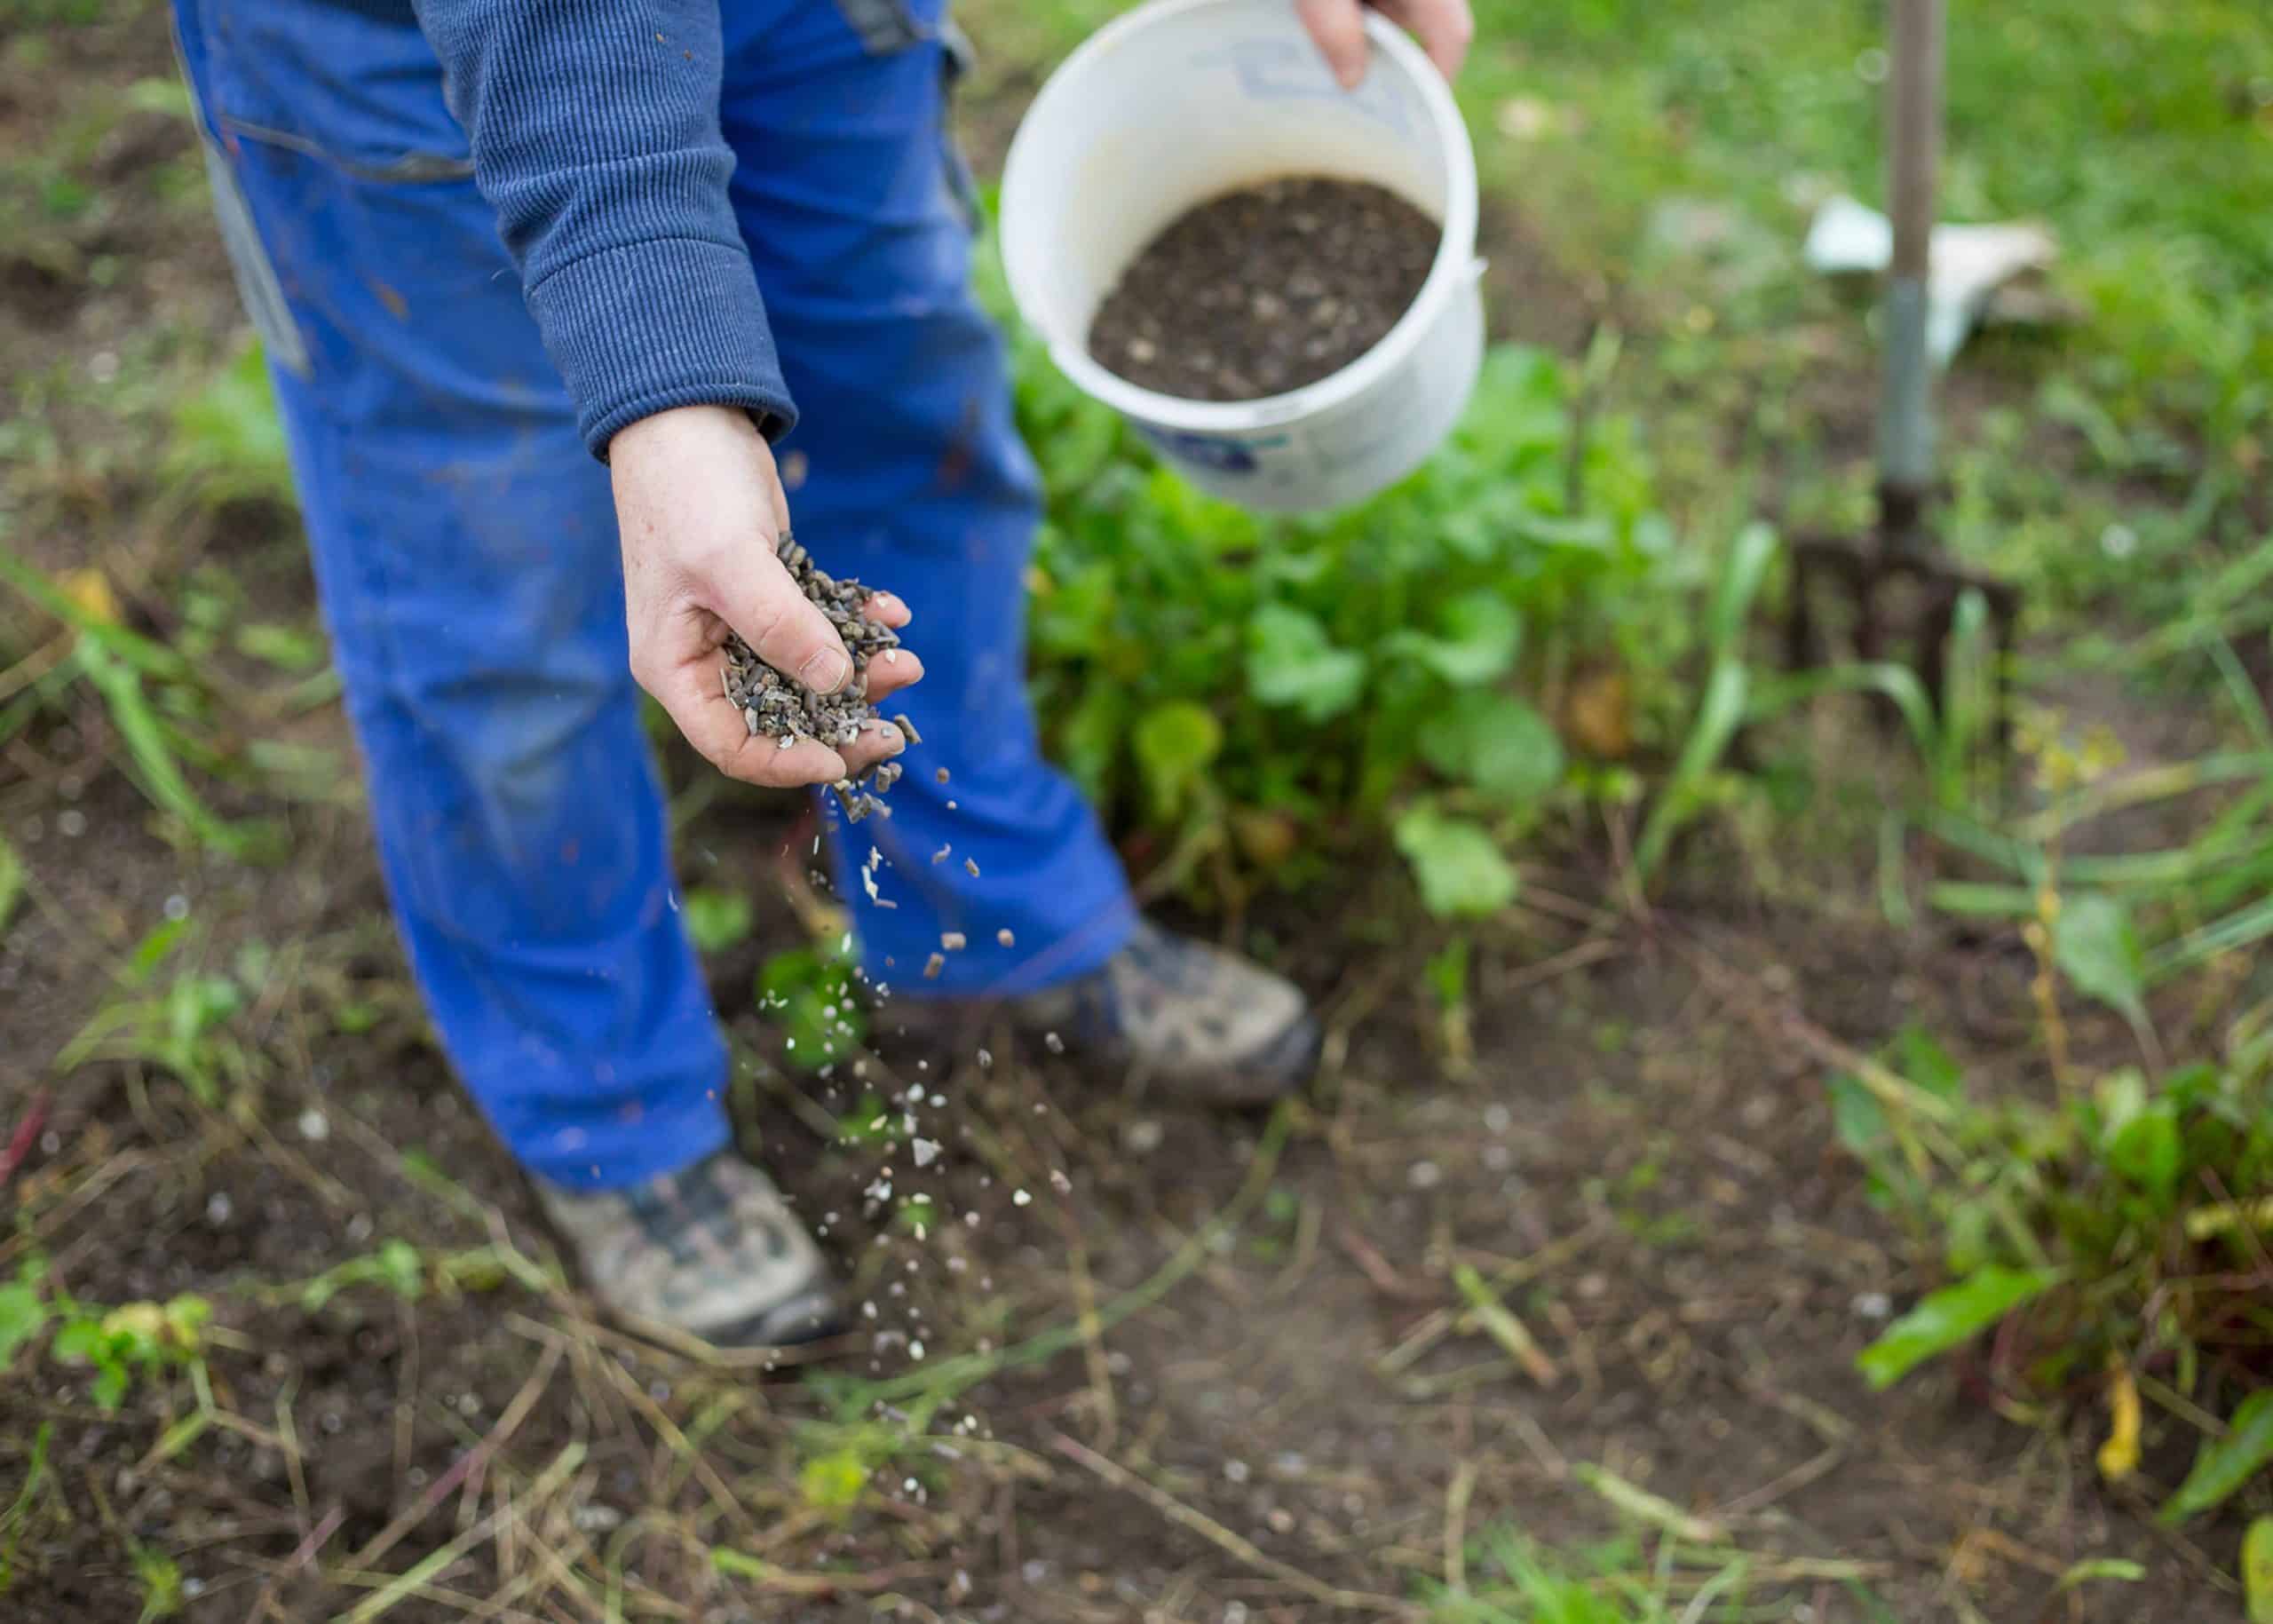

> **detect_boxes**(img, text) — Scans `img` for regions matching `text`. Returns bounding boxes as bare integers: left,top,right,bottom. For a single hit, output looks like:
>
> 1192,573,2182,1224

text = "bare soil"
1087,178,1439,402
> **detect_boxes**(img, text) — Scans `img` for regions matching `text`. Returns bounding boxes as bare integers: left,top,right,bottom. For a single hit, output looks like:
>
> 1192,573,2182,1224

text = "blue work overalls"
169,0,1135,1188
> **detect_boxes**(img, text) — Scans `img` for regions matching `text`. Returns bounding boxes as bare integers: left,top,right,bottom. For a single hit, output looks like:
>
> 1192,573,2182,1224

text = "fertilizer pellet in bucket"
1086,178,1438,403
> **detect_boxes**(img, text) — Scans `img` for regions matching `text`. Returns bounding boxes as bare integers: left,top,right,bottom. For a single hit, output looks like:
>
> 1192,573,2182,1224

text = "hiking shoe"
1008,918,1321,1106
534,1152,843,1349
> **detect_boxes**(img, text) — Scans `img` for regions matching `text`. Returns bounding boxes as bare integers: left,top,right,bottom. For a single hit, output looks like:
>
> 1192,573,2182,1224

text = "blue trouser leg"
173,0,1136,1186
174,0,728,1190
721,0,1134,996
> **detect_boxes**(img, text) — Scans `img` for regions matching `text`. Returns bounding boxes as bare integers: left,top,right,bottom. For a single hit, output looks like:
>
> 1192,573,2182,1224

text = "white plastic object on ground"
1802,194,2060,368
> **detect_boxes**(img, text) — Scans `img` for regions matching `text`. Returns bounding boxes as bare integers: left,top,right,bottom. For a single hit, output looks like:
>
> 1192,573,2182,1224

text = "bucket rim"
999,0,1482,436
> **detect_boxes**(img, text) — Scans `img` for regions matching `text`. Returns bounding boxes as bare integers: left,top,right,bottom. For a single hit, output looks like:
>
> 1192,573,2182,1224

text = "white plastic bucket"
999,0,1484,513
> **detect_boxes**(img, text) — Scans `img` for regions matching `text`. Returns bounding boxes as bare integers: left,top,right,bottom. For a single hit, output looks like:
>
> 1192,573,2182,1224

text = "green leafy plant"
0,540,287,861
681,886,756,954
0,1271,44,1371
130,1539,184,1622
1424,1530,1755,1623
1835,1013,2273,1521
756,939,867,1072
990,210,1683,915
296,1240,429,1311
54,917,256,1105
43,1294,211,1414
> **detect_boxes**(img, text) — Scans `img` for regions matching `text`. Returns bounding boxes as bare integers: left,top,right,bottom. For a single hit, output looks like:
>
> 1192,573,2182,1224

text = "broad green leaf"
1030,559,1114,657
1392,808,1517,920
162,1295,211,1350
2054,892,2148,1026
756,946,866,1073
2244,1516,2273,1623
2095,1068,2149,1135
2160,1391,2273,1525
1131,701,1224,820
1826,1074,1888,1159
125,916,191,986
166,976,241,1049
1856,1265,2062,1390
1245,606,1365,723
1056,681,1130,804
1417,693,1564,804
1401,590,1521,686
681,888,755,955
0,1284,46,1368
1423,937,1469,1010
1890,1024,1965,1102
91,1363,130,1413
51,1319,107,1364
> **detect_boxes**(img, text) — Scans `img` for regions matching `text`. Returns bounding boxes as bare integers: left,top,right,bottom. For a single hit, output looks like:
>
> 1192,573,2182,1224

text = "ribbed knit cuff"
527,235,798,460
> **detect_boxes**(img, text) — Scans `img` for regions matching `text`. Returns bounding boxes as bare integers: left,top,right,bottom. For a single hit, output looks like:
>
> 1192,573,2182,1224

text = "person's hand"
609,404,923,788
1295,0,1472,87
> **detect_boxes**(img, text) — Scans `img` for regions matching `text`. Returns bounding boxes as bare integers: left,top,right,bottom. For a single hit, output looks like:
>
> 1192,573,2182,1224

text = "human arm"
409,0,796,458
407,1,919,785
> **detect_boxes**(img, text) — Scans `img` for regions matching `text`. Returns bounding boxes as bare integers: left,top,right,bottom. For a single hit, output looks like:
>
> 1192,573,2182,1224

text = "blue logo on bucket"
1137,424,1283,474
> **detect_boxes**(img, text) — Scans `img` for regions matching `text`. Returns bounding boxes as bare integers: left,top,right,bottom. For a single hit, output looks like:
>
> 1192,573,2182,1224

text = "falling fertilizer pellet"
935,767,950,784
940,931,967,951
997,929,1015,947
923,952,946,979
1012,1189,1032,1207
964,858,980,878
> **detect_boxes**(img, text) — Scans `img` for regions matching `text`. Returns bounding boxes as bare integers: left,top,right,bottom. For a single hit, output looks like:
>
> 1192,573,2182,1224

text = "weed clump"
721,529,913,821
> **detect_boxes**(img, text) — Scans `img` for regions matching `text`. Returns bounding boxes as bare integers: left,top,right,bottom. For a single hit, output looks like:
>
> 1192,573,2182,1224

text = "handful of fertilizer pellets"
720,529,917,824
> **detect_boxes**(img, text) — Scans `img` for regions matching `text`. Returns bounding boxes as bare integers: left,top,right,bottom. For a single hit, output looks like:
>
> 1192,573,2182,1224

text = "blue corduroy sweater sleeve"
408,0,796,458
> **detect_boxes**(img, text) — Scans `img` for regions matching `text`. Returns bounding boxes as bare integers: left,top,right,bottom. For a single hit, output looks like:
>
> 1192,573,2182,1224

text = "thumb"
1295,0,1370,88
706,541,856,696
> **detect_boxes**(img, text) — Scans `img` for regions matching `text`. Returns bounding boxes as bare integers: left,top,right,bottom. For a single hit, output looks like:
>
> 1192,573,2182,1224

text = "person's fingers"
857,646,926,706
836,718,907,779
1295,0,1369,88
699,541,857,697
864,590,912,630
648,655,853,788
1375,0,1473,78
